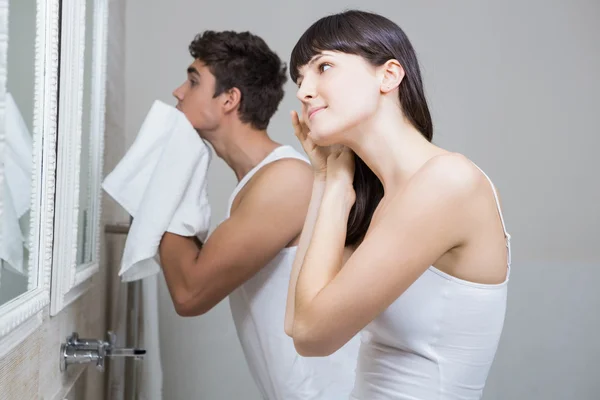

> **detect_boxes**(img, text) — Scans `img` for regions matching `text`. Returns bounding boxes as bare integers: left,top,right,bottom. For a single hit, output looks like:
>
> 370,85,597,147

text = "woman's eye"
319,63,331,73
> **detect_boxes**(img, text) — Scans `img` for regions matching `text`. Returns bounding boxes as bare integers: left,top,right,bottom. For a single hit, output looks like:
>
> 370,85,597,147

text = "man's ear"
222,87,242,113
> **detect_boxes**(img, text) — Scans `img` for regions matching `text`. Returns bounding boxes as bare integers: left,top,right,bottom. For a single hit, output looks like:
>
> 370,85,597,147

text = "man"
158,30,359,399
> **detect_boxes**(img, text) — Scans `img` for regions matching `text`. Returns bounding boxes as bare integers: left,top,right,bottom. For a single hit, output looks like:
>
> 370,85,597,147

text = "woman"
284,10,510,400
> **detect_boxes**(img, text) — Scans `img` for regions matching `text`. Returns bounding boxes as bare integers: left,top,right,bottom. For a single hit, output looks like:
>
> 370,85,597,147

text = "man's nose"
172,84,185,101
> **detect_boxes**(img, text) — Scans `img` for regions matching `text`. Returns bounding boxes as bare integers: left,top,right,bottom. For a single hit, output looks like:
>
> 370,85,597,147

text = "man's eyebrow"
187,67,200,76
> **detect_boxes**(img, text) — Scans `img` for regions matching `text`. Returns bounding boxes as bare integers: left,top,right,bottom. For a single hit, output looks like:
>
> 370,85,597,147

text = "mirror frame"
0,0,59,357
50,0,108,315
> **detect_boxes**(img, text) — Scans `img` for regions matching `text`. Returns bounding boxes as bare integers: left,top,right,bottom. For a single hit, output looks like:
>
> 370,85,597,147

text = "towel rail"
104,219,139,399
105,223,130,234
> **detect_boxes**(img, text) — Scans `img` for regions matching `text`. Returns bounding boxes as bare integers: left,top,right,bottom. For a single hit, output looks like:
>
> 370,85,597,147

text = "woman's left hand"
325,146,356,204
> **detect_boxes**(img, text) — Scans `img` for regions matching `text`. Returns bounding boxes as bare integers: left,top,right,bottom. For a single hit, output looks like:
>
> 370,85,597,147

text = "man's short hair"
189,31,288,130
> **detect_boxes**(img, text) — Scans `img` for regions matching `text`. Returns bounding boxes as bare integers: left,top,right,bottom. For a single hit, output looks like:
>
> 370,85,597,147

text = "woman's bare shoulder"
383,152,487,224
418,152,482,187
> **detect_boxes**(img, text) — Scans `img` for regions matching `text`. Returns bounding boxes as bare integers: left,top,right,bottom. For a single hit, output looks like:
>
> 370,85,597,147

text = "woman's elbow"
284,316,295,337
285,327,293,338
291,321,337,357
293,337,336,357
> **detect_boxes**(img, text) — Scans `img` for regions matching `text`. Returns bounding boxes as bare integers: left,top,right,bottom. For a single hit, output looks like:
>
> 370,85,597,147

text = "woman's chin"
309,128,341,147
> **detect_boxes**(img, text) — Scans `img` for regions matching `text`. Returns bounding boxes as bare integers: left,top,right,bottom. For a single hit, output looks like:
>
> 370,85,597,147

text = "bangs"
290,13,367,82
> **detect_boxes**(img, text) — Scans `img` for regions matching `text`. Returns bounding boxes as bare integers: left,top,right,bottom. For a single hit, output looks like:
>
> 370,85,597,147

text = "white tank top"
226,145,360,400
350,165,511,400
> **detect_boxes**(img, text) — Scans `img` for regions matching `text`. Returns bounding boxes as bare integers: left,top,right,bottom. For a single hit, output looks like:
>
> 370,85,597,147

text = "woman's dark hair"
290,10,433,247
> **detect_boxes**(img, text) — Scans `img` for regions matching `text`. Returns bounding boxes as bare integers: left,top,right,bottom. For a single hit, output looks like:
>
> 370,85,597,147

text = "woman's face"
295,51,383,146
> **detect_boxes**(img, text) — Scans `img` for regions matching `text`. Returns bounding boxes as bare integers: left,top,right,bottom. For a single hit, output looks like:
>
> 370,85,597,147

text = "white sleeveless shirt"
226,145,360,400
350,165,511,400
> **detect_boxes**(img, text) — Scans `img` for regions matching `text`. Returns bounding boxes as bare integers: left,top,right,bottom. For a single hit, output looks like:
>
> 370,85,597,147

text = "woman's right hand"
291,110,329,177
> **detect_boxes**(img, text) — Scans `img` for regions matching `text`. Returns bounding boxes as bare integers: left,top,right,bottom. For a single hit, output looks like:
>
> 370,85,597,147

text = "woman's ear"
380,59,405,94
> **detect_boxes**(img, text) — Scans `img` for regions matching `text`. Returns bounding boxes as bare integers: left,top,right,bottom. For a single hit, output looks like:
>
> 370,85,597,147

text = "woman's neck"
344,103,446,194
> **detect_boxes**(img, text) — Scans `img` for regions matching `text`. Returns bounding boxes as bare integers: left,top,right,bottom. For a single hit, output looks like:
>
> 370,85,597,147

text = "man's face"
173,60,223,135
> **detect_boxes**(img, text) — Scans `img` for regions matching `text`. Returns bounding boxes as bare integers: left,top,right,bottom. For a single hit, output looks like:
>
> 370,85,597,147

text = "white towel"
102,99,212,282
0,93,33,275
0,177,25,275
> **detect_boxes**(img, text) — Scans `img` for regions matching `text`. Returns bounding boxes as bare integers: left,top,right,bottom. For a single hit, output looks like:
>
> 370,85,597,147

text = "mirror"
76,0,96,267
0,0,37,306
50,0,108,315
0,0,57,356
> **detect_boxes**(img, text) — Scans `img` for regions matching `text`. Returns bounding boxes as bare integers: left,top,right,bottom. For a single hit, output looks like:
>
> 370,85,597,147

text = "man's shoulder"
250,157,313,192
231,157,313,215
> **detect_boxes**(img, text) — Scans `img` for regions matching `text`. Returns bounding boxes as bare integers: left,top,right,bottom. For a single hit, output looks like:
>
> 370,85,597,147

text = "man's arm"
159,159,314,316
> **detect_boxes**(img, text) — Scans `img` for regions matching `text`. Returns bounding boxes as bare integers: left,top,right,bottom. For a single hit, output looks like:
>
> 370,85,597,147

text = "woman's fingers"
290,110,306,140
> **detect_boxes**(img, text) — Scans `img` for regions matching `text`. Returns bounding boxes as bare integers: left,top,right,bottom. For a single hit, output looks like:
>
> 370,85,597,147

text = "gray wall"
124,1,600,399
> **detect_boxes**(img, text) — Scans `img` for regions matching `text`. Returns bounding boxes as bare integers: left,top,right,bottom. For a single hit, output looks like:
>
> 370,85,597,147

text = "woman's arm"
291,155,475,357
284,175,327,336
285,110,333,335
291,181,355,354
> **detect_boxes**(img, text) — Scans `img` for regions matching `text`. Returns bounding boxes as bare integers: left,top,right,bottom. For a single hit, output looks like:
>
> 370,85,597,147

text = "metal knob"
59,331,145,372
